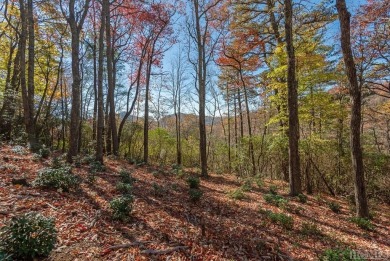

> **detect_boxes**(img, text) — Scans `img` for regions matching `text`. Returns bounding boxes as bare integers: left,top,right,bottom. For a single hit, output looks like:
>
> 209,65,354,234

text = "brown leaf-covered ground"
0,145,389,260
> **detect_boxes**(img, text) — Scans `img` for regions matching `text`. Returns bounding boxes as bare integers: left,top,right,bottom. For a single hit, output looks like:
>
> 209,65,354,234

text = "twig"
141,246,188,255
108,241,151,250
46,203,58,210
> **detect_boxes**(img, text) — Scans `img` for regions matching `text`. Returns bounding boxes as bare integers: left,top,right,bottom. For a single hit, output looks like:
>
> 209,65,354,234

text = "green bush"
116,182,132,195
119,170,135,184
189,188,203,202
320,248,366,261
228,188,246,200
33,167,79,192
269,185,278,195
300,222,321,236
110,195,134,221
297,193,308,203
152,182,165,197
267,211,294,230
241,179,252,192
39,146,50,159
263,193,288,208
350,217,374,231
0,212,57,260
187,176,200,189
89,161,106,173
328,202,341,213
51,157,62,169
254,175,264,188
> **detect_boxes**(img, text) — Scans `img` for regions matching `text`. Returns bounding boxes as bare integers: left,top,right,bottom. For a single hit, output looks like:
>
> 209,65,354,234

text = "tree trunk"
96,0,106,163
194,0,208,177
105,0,119,156
285,0,301,196
66,0,90,162
143,57,152,163
336,0,369,218
0,39,18,139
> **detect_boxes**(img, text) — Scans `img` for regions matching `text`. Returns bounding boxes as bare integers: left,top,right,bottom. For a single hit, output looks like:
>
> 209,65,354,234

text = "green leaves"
0,212,57,259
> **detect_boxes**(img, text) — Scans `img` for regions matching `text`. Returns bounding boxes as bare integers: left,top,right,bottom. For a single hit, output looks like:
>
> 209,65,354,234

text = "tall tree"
96,0,106,163
105,0,119,156
336,0,369,218
61,0,91,162
285,0,301,196
188,0,224,177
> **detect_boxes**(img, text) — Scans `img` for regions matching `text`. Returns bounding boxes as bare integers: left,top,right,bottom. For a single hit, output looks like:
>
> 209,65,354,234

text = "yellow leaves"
379,100,390,114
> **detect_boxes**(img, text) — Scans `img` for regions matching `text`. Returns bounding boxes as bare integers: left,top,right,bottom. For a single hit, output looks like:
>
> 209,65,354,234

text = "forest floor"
0,145,389,261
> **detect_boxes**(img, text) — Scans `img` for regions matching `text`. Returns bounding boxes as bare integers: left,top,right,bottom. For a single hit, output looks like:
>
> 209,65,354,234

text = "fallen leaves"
0,145,389,260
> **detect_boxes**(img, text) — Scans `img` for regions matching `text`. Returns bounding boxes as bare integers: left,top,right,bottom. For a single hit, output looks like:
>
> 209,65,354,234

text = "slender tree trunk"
227,86,231,173
66,0,90,162
92,40,97,141
143,57,152,163
0,39,18,139
336,0,369,218
96,0,106,163
285,0,301,196
105,0,119,156
194,0,208,177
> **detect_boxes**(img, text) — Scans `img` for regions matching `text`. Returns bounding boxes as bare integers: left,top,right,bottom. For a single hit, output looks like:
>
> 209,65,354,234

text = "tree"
60,0,91,162
285,0,301,196
187,0,224,177
336,0,369,218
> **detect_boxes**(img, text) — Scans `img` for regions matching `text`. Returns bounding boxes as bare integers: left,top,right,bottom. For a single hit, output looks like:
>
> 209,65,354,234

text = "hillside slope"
0,145,389,260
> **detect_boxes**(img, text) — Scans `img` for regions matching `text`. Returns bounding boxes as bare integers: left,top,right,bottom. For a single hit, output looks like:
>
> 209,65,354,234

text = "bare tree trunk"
193,0,208,177
285,0,301,196
143,57,152,163
96,0,106,163
336,0,369,218
19,0,32,148
0,39,18,139
105,0,118,156
65,0,90,162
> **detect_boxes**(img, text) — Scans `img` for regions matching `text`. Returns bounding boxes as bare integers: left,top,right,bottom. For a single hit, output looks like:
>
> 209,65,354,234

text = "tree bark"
336,0,369,218
0,39,18,139
193,0,208,177
64,0,90,162
105,0,119,156
285,0,301,196
96,0,106,163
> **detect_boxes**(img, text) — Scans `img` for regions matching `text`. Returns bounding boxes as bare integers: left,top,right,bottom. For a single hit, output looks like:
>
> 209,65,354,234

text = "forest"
0,0,389,260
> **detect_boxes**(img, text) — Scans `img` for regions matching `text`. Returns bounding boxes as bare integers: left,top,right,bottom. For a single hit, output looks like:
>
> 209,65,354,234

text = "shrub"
297,193,308,203
0,212,57,260
81,154,96,165
119,170,135,184
39,146,50,159
228,188,246,200
320,248,366,261
116,182,132,195
263,193,288,208
300,222,321,236
11,145,27,155
89,161,106,173
254,175,264,188
33,167,79,192
328,202,341,213
241,179,252,192
51,157,62,169
187,176,200,189
350,217,374,231
269,185,278,195
152,182,165,197
110,195,134,221
267,211,294,230
189,188,203,202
